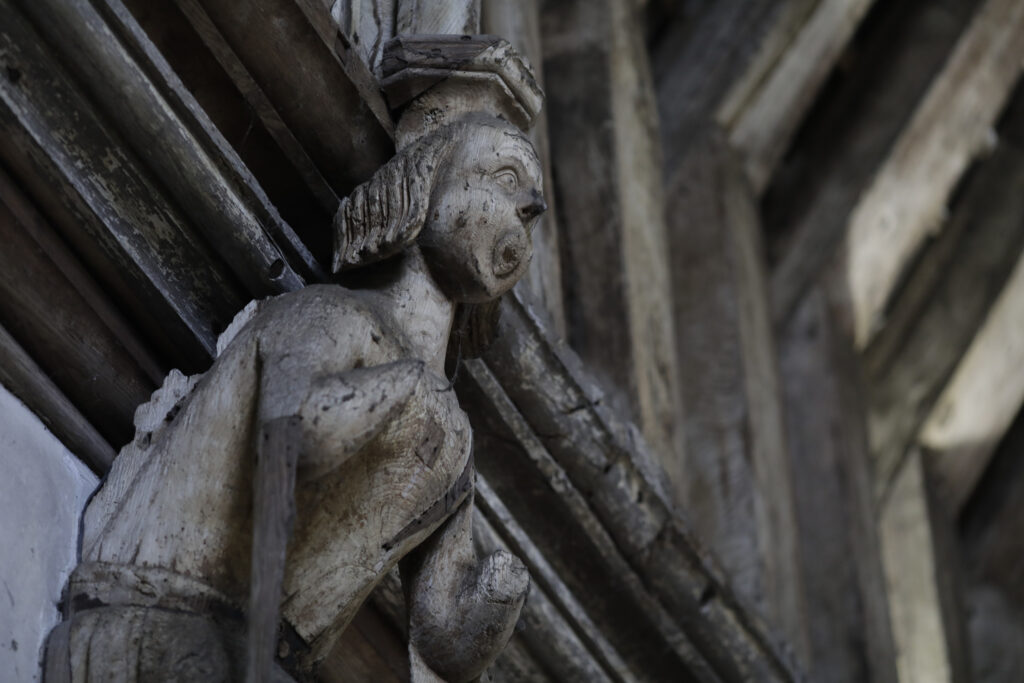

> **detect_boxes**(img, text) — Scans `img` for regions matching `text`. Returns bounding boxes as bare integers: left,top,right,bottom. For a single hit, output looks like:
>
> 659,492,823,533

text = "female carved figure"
45,111,545,682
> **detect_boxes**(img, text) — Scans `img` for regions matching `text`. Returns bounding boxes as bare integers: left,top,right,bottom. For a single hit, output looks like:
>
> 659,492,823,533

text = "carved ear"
332,132,449,273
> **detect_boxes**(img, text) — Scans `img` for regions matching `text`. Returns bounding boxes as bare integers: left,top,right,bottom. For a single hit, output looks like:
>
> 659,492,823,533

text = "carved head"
419,116,545,303
332,115,545,304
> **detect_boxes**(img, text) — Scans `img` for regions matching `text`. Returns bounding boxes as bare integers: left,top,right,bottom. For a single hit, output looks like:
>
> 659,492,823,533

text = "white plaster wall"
0,384,98,681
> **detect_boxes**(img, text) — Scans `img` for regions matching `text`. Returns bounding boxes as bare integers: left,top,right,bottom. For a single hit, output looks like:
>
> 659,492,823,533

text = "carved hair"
333,118,516,359
332,126,457,274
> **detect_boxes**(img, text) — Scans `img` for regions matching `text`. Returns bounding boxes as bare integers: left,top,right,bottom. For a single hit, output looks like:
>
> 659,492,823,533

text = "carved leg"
400,490,529,683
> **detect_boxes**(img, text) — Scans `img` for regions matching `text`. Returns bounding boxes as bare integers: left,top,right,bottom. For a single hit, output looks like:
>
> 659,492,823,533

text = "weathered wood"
542,0,685,475
172,0,340,216
475,476,632,681
651,0,787,172
477,292,802,681
865,112,1024,504
19,0,319,291
196,0,394,192
666,131,807,660
0,322,115,472
0,195,155,446
778,286,897,683
482,0,567,338
961,408,1024,611
836,0,1024,347
289,0,398,136
919,250,1024,513
0,0,245,366
766,0,984,326
396,0,480,34
880,450,970,683
247,416,301,683
471,498,618,682
460,360,712,680
723,0,876,193
320,604,408,683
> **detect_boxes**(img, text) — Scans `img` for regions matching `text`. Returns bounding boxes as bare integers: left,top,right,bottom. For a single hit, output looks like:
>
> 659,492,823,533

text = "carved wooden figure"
45,36,545,683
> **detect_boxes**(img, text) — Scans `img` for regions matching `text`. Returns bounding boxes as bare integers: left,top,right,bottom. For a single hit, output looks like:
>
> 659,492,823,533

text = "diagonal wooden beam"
542,0,685,473
920,250,1024,513
838,0,1024,347
767,0,991,328
723,0,877,193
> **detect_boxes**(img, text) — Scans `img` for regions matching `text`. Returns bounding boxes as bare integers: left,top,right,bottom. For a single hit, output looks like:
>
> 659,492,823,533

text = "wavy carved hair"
332,120,504,359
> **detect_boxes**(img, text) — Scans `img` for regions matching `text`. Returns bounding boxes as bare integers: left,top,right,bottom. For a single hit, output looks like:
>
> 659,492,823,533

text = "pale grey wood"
541,0,686,478
835,0,1024,348
767,0,984,328
397,0,480,34
920,251,1024,512
666,131,807,662
54,44,546,679
865,127,1024,506
880,450,970,683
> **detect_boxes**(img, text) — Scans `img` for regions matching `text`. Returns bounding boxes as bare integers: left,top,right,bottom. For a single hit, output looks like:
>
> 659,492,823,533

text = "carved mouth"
492,230,525,278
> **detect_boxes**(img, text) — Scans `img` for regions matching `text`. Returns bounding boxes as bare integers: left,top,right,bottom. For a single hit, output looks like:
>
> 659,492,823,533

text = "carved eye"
493,168,518,193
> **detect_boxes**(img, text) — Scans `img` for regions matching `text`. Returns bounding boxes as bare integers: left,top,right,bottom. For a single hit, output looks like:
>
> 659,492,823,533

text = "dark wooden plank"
665,131,807,662
0,0,246,367
198,0,394,194
778,286,897,683
19,0,319,290
0,196,155,446
879,450,970,683
0,163,165,386
541,0,685,471
0,322,116,472
127,0,338,264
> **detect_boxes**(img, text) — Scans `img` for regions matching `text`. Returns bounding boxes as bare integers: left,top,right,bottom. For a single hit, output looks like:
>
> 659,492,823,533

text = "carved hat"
380,34,543,148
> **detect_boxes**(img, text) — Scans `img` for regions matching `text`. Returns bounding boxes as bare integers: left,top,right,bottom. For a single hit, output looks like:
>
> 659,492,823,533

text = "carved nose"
517,191,547,222
492,230,528,278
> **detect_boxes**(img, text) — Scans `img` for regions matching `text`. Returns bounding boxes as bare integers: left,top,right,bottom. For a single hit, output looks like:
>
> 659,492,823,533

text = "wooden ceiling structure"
1,0,1023,680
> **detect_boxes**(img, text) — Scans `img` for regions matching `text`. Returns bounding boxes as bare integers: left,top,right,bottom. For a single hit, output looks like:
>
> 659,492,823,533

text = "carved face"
419,119,546,303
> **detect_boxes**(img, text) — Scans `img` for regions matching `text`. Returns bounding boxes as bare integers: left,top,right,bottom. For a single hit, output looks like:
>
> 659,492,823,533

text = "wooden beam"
541,0,685,471
0,0,245,366
838,0,1024,347
666,131,808,664
865,99,1024,505
0,322,115,472
19,0,321,289
482,0,566,338
777,286,897,683
919,249,1024,513
651,0,787,172
476,291,801,681
0,192,155,446
880,450,970,683
766,0,987,327
723,0,876,193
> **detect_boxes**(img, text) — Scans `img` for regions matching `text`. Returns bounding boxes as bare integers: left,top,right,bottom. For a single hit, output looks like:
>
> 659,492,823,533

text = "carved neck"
377,247,455,373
